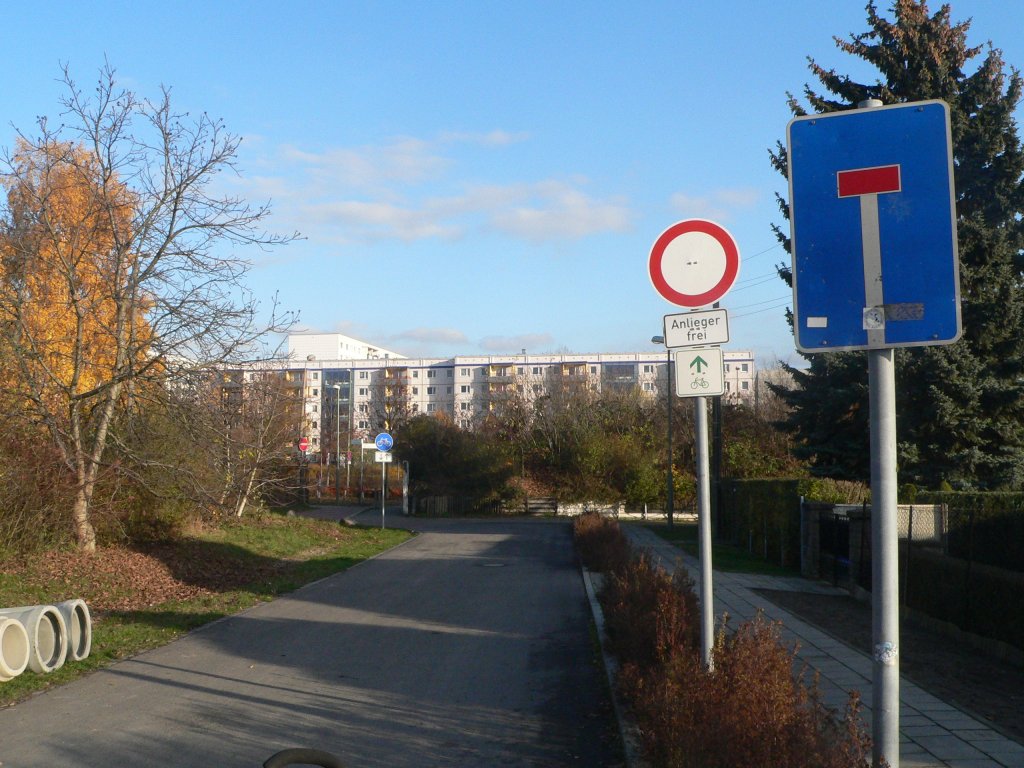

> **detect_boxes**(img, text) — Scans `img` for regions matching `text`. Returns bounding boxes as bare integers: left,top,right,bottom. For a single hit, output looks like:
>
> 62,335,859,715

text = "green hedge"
918,491,1024,573
718,479,802,569
903,544,1024,652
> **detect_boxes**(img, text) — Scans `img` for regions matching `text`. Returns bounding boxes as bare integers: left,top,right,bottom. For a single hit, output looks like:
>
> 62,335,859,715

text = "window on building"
427,369,437,378
532,366,541,375
742,381,749,390
460,402,470,411
358,420,368,429
427,386,436,395
461,368,470,377
604,363,635,380
312,421,317,429
358,387,367,396
312,388,318,396
312,437,319,446
359,371,368,379
412,404,419,413
427,403,436,413
643,365,654,374
643,383,654,392
742,363,749,372
412,370,419,378
412,387,419,395
591,366,597,375
460,385,470,393
517,366,525,375
447,386,453,394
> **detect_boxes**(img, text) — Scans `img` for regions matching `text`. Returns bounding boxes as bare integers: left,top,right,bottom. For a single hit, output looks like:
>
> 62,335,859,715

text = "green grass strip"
0,515,411,706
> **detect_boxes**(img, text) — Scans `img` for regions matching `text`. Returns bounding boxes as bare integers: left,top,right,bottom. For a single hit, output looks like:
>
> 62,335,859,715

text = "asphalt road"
0,513,621,767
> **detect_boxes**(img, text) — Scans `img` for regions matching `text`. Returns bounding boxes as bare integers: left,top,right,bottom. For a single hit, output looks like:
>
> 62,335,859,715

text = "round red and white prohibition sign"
648,219,741,308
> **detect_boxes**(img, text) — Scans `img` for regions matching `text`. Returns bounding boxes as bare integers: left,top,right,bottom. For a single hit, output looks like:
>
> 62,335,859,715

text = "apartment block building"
269,334,757,459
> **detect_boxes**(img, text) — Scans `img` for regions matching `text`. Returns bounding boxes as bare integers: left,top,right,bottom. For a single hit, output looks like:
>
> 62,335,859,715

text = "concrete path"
0,514,619,767
621,524,1024,768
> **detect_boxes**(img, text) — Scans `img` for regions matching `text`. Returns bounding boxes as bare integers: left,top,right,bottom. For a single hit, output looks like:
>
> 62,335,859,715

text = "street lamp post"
346,377,354,497
331,384,341,502
652,335,674,527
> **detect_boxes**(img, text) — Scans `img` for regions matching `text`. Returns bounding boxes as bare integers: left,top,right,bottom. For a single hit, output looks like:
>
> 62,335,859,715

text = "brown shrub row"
573,512,874,768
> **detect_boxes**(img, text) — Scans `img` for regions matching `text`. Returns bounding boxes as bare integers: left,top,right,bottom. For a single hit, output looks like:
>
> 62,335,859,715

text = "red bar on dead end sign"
837,164,902,197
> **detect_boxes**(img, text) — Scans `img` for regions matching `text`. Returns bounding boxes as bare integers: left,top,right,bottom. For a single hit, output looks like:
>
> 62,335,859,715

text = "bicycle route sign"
674,347,725,398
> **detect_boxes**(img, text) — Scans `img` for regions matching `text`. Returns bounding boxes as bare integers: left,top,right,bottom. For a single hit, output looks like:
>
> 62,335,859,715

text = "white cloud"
669,187,761,223
280,137,450,190
303,200,463,242
489,181,632,242
240,133,635,245
392,327,470,345
477,333,556,353
439,129,531,146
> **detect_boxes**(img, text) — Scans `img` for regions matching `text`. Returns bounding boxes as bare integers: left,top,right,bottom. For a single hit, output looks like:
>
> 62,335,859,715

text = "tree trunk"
234,466,258,517
73,488,97,553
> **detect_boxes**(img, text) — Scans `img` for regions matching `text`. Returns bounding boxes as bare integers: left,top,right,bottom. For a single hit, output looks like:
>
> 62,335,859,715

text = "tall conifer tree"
772,0,1024,488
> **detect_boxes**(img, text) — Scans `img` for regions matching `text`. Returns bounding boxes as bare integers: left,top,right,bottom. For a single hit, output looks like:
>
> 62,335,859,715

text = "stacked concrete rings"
0,600,91,681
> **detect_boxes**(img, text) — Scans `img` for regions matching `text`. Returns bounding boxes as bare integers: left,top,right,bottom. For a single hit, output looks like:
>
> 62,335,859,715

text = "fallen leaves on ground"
6,540,293,613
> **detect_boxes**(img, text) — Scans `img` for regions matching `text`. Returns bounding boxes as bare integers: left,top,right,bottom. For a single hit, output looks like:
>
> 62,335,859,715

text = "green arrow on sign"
690,355,708,373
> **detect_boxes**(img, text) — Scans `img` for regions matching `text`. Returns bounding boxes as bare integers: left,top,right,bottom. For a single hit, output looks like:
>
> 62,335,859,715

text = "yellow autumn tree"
0,64,296,551
2,139,142,388
0,138,152,549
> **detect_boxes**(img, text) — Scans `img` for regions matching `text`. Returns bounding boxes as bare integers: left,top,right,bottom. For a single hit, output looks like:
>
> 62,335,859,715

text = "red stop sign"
298,437,309,453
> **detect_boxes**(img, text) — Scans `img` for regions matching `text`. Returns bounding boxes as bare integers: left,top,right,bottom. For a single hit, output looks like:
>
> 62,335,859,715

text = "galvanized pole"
346,373,353,497
666,348,674,527
851,97,899,768
870,348,900,767
695,394,714,669
653,335,675,527
333,384,341,502
381,458,387,530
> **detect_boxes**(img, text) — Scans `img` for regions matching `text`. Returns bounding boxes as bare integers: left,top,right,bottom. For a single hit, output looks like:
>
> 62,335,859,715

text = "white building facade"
268,334,757,459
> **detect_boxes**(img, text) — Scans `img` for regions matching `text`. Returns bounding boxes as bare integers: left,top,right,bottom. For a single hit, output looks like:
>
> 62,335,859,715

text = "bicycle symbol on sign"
690,377,710,390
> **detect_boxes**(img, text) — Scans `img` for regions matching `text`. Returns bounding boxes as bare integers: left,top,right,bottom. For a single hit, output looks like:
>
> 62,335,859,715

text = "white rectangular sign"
674,348,725,398
375,451,393,463
664,308,729,348
362,442,378,451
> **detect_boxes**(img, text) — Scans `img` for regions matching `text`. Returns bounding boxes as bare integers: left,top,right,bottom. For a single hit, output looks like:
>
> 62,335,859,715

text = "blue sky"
2,1,1021,367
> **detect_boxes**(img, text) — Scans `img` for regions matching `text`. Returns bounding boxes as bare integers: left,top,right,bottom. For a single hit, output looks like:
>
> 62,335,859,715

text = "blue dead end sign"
787,99,961,352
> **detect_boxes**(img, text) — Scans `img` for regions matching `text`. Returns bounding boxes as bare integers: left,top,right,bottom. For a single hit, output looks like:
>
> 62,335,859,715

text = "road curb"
580,566,648,768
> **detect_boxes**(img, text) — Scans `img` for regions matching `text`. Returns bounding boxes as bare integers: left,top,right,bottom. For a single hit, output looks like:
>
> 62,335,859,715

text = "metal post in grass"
695,394,714,670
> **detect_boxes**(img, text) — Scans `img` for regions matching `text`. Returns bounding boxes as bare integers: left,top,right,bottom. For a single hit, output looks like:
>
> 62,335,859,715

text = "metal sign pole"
870,348,899,767
695,394,714,670
787,99,962,768
381,460,386,530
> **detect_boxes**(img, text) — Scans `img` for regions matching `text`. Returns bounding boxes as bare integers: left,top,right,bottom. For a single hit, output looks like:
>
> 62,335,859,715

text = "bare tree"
214,366,299,517
0,64,297,551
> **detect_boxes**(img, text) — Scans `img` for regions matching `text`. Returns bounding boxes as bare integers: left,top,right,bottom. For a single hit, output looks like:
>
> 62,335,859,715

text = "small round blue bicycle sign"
374,432,394,452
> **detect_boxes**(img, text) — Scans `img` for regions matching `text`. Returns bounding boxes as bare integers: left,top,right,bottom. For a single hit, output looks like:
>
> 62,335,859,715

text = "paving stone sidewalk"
621,524,1024,768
